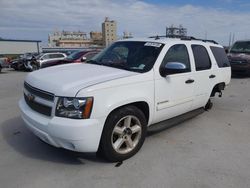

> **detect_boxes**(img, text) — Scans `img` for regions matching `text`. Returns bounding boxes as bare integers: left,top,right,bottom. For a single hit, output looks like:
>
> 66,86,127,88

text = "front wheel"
98,106,147,162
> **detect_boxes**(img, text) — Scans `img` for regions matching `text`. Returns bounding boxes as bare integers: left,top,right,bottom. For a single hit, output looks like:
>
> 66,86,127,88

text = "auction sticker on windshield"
144,42,162,48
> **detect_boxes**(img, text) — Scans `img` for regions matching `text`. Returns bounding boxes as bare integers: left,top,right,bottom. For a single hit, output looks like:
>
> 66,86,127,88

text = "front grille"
24,93,52,116
24,82,54,101
23,82,54,116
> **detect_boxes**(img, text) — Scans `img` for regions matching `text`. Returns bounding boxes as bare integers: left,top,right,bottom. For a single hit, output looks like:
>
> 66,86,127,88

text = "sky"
0,0,250,46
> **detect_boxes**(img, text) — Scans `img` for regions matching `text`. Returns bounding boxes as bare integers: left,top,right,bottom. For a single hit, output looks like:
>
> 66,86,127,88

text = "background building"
90,31,103,46
102,17,117,46
0,39,41,55
48,30,92,47
166,25,187,37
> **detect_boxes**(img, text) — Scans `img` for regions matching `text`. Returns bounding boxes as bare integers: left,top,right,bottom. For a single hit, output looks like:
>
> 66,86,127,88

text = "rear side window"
42,54,49,59
210,47,230,68
49,54,63,58
192,45,211,71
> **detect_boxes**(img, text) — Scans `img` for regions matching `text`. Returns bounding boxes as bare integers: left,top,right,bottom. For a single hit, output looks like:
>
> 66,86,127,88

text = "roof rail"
148,35,218,44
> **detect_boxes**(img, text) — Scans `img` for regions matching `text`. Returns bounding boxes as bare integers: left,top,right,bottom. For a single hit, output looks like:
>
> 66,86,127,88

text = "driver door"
153,44,195,123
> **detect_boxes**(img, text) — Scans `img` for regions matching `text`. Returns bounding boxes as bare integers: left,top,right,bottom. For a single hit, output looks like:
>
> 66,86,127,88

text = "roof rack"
148,35,218,44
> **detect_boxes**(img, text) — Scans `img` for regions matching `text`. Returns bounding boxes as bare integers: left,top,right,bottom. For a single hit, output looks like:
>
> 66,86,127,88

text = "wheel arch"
105,101,150,125
210,82,226,97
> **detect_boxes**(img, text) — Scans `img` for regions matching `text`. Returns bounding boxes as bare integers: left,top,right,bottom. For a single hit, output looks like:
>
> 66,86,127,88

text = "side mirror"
81,57,87,62
160,62,188,77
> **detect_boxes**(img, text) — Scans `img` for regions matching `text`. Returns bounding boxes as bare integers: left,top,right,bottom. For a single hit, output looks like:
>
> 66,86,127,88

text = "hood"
25,63,138,97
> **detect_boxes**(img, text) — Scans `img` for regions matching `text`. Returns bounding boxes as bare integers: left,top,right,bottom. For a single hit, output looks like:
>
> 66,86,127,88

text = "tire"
98,105,147,162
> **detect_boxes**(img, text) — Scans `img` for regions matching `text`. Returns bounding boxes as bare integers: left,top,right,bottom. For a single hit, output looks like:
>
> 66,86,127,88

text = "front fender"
77,80,155,125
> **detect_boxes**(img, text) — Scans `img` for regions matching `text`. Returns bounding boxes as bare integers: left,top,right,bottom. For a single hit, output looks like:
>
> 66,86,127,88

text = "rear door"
191,44,216,109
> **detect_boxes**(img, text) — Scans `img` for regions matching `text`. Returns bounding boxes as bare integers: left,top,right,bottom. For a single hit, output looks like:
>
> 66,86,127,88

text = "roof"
0,39,41,43
121,36,221,46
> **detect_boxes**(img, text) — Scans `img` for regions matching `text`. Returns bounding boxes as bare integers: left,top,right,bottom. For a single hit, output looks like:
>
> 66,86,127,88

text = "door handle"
185,79,195,84
209,74,216,79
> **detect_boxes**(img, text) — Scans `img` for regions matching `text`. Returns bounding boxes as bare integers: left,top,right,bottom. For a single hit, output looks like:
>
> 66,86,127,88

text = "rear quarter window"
210,46,230,68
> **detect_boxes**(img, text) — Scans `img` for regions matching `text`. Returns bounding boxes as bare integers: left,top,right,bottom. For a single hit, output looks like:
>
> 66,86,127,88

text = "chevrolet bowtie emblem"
27,93,35,102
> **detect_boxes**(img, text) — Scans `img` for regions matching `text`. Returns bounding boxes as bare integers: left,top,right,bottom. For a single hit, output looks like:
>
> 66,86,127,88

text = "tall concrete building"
102,17,117,47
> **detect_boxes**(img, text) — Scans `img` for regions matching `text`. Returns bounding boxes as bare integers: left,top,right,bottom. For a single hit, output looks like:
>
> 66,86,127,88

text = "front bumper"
19,98,105,152
230,63,250,74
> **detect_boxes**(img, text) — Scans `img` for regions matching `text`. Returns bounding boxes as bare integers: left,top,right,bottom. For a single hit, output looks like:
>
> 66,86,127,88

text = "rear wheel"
98,106,147,162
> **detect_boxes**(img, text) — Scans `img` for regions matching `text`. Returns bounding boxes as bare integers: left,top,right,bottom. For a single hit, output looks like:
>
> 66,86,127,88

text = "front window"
87,41,164,73
230,41,250,53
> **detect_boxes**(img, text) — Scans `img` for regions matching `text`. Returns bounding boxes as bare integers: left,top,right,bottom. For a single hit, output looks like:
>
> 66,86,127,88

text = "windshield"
87,41,164,73
66,51,84,60
230,41,250,53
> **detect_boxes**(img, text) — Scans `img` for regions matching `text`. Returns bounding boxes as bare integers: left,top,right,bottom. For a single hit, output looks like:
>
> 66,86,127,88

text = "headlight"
56,97,93,119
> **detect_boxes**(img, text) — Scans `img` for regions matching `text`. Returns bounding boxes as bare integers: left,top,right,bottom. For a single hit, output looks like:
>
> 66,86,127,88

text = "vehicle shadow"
231,74,249,79
1,116,106,164
0,71,9,74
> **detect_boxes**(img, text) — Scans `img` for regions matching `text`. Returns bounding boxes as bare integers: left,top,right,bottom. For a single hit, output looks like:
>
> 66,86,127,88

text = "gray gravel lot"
0,68,250,188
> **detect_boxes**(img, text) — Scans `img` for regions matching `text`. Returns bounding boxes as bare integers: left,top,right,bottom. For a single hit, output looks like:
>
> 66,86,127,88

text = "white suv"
19,37,231,161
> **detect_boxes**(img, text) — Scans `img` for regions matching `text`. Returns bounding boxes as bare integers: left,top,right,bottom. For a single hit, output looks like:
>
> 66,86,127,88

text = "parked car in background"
0,55,10,72
36,52,67,68
40,50,100,69
228,40,250,76
10,53,39,71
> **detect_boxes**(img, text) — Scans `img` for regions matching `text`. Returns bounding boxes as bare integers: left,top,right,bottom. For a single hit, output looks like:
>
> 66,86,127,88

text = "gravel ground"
0,68,250,188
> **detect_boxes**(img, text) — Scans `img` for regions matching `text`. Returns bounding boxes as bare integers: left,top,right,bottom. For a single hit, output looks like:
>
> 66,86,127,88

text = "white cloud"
0,0,250,46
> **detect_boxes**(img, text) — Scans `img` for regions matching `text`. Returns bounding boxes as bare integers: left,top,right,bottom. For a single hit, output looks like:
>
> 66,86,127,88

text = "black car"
228,40,250,76
11,53,39,71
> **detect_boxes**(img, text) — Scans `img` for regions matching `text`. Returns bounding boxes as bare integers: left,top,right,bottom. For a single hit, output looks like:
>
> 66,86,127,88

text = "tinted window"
161,44,191,72
66,51,85,60
210,47,230,68
84,52,98,60
42,54,49,59
54,54,65,58
48,54,57,58
192,45,211,71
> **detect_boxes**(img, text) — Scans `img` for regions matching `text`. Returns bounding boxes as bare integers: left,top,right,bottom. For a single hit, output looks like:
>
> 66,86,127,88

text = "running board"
147,108,205,135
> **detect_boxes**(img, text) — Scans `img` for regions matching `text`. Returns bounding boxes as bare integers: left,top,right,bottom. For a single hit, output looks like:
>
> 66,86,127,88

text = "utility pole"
232,33,235,45
229,32,231,47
